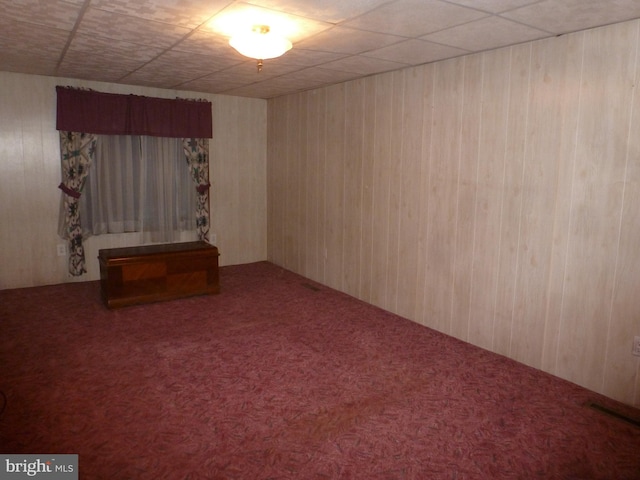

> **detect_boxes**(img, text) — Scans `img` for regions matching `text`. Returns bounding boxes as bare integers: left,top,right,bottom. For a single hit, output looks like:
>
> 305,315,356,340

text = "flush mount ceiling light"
229,25,292,71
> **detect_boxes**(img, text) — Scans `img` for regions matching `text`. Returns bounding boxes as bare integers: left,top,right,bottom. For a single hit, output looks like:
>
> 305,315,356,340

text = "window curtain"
56,87,212,138
183,138,210,241
57,131,97,276
80,136,196,244
56,87,213,276
144,137,198,242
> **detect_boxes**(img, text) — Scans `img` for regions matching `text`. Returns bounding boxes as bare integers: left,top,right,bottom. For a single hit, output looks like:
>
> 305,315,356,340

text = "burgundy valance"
56,86,212,138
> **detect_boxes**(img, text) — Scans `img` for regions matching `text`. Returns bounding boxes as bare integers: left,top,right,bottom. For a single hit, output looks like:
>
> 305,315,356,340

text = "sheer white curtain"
80,135,196,244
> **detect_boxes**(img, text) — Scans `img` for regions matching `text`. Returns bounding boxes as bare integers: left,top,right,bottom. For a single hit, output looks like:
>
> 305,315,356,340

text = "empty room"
1,0,640,478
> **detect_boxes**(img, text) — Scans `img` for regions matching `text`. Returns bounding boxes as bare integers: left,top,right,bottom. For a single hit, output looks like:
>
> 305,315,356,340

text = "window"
80,135,196,244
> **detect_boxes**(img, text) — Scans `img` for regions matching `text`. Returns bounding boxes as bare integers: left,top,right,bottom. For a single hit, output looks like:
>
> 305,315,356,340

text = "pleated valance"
56,86,212,138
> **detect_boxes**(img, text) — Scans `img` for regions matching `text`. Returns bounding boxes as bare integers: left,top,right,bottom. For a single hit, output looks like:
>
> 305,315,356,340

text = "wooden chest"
98,241,220,308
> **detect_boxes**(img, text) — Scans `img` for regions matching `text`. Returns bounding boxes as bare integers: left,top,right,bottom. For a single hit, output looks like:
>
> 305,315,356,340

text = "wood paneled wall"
267,20,640,407
0,72,267,288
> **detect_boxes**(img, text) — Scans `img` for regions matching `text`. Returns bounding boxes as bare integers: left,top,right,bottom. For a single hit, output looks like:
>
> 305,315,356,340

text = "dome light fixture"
229,25,292,72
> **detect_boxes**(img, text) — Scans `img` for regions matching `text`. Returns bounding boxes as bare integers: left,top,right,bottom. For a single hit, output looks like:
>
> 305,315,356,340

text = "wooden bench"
98,241,220,308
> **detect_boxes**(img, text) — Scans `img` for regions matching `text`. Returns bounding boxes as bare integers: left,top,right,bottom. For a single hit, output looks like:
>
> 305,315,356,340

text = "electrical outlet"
210,233,217,245
56,244,67,256
633,336,640,357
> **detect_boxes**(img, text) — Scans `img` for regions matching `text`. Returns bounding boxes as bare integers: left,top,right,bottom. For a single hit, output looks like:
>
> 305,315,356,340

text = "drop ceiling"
2,0,640,99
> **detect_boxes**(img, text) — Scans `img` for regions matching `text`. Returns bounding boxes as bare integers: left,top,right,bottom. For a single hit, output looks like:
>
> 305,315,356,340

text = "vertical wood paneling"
358,77,377,302
316,88,329,284
385,70,405,314
451,55,482,342
213,96,239,263
212,94,267,267
607,136,640,403
295,94,309,277
510,36,572,368
540,32,583,375
467,48,511,350
557,21,638,393
0,74,38,285
267,19,640,407
492,43,531,357
324,84,346,291
606,54,640,407
342,80,365,295
239,95,268,266
604,21,640,405
395,68,426,321
424,58,465,334
287,93,303,272
414,65,435,326
267,95,286,266
304,91,321,282
19,79,51,285
237,97,267,263
369,74,393,310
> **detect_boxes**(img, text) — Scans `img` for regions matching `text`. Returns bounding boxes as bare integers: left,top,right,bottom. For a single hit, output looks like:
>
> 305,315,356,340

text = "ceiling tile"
58,33,164,81
57,58,136,83
242,0,392,23
0,23,65,77
0,21,69,52
422,16,550,52
222,80,299,98
321,55,409,75
213,60,303,81
341,0,488,37
269,66,362,91
178,74,247,94
502,0,640,34
296,26,405,54
2,0,640,98
64,32,164,64
178,59,300,92
365,39,468,65
121,51,240,88
78,7,192,48
173,30,242,59
443,0,541,14
89,0,230,28
0,0,84,30
0,53,59,77
266,49,349,68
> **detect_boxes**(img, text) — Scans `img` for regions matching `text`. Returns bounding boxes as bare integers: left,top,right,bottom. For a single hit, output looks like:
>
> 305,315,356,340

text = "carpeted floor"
1,261,639,479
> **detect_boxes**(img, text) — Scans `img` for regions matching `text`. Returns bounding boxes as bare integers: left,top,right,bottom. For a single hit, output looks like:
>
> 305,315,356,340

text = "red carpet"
1,261,639,479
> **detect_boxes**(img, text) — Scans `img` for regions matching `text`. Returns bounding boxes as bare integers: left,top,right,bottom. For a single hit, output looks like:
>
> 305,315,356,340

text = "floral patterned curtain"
58,131,97,276
182,138,210,242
